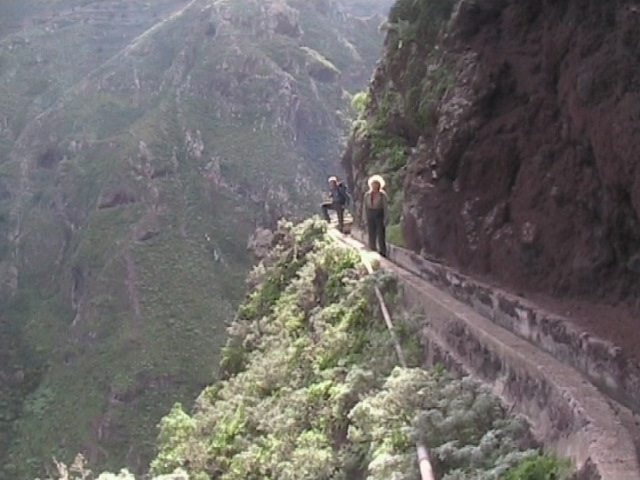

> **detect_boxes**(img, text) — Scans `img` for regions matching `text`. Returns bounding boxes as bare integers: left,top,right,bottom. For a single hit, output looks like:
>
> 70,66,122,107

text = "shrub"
503,454,572,480
146,220,573,480
387,224,405,248
389,0,457,43
388,145,408,170
351,91,371,116
151,404,197,474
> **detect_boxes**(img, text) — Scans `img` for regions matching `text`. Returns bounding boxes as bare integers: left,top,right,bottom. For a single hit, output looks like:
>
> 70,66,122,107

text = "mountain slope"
0,0,385,476
0,1,191,159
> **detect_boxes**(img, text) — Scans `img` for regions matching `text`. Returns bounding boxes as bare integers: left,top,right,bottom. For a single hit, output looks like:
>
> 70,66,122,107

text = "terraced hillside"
0,1,387,477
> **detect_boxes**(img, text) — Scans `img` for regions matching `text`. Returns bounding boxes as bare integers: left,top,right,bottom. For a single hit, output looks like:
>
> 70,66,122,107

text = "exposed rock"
0,263,18,299
0,181,10,201
345,0,640,303
302,47,340,83
137,230,160,242
97,189,138,209
205,22,217,37
339,0,393,18
308,63,339,83
626,253,640,274
247,227,275,260
267,2,302,38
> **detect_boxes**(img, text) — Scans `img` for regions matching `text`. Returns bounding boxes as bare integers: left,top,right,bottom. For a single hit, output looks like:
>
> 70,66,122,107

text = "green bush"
351,91,371,116
389,0,457,43
387,224,405,248
388,145,408,170
151,404,197,474
503,454,572,480
146,220,572,480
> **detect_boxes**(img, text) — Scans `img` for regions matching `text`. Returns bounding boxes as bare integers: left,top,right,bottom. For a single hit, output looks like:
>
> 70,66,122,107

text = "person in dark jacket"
363,174,389,257
321,176,349,232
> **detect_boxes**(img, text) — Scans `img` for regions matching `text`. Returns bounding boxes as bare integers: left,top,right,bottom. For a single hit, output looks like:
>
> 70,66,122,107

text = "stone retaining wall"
341,230,640,479
351,229,640,415
389,255,640,480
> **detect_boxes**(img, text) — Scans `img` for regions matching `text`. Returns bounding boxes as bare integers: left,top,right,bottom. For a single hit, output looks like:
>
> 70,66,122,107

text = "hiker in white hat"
363,174,389,256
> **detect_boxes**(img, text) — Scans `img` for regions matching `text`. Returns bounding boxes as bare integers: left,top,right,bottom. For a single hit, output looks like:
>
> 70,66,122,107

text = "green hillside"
0,1,385,477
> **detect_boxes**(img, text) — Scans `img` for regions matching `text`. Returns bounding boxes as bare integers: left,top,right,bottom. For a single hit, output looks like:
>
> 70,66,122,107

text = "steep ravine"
0,0,388,477
94,220,576,480
344,0,640,306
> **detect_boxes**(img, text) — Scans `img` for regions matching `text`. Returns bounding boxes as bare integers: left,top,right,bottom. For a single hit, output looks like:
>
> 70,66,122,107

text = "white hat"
367,174,386,189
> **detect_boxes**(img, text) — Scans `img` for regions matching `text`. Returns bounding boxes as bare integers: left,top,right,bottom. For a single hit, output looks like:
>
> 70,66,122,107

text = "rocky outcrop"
97,189,138,209
247,227,275,260
303,47,340,83
344,0,640,304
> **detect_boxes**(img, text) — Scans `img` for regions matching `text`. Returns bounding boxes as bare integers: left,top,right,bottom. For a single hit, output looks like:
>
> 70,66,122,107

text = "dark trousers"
366,208,386,257
321,202,344,231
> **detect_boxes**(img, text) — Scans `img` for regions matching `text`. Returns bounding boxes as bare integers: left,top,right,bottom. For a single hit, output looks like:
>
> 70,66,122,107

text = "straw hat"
367,174,386,190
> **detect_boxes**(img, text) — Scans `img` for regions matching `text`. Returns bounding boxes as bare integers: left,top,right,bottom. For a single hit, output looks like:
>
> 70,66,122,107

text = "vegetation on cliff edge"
347,0,458,246
50,219,571,480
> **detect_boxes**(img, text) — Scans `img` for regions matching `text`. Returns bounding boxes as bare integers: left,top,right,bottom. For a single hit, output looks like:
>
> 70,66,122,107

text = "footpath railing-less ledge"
349,229,640,418
334,229,640,480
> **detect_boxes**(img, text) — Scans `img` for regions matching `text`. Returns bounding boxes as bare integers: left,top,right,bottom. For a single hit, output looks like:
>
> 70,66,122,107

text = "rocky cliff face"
344,0,640,304
0,0,385,476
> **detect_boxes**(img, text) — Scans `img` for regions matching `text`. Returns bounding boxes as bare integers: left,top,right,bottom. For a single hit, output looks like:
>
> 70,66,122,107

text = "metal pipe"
358,248,436,480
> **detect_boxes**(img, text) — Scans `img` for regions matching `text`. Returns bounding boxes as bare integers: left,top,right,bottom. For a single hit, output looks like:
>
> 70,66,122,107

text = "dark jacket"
329,183,349,206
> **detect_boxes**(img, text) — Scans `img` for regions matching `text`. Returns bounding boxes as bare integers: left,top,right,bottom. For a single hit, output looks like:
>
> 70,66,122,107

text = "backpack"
337,182,351,207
